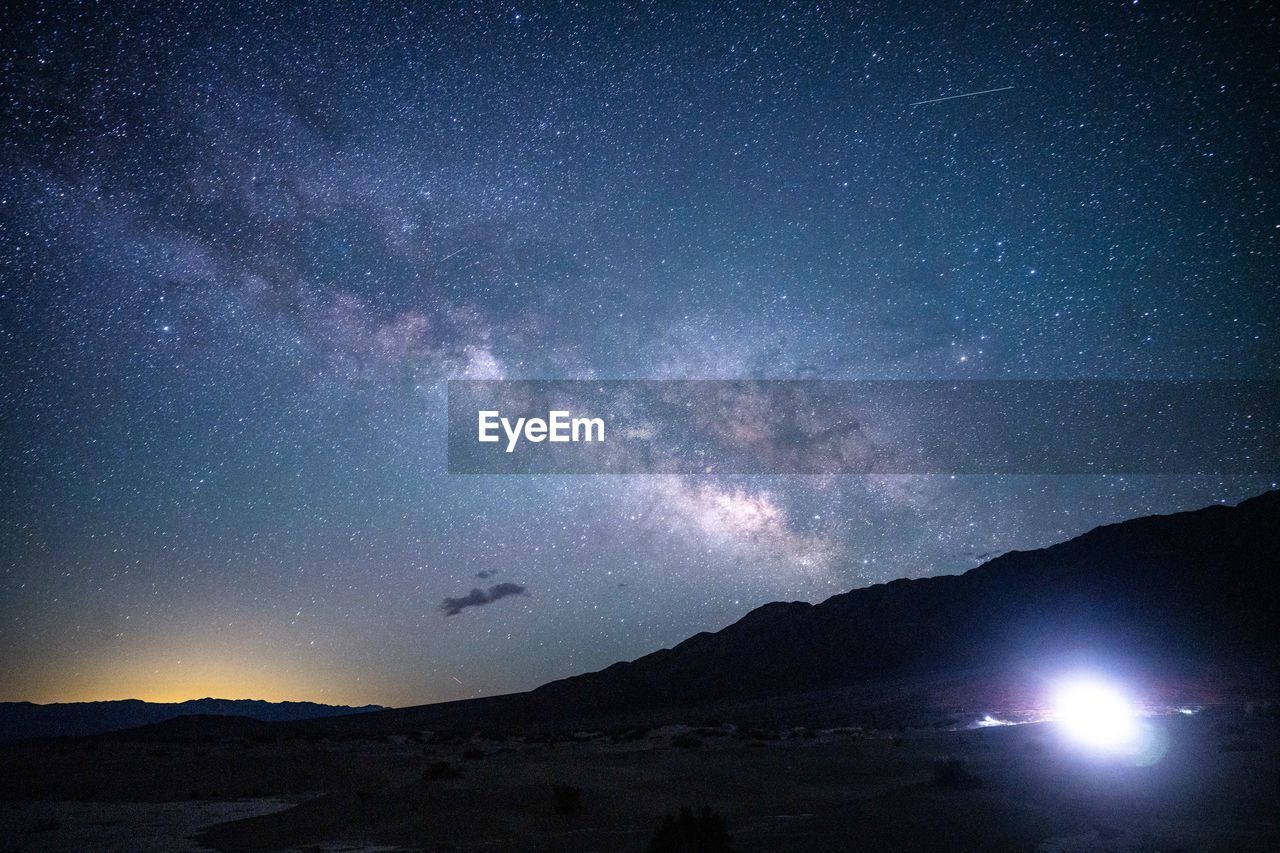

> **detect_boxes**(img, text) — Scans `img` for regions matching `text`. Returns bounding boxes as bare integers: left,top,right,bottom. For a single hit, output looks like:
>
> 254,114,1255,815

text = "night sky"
2,1,1276,707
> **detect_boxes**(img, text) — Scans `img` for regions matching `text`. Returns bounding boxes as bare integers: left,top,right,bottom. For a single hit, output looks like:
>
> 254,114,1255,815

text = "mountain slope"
0,698,385,741
514,491,1278,718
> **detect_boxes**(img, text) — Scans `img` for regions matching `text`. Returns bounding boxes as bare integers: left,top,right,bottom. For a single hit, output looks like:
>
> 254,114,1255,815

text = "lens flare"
1050,675,1140,752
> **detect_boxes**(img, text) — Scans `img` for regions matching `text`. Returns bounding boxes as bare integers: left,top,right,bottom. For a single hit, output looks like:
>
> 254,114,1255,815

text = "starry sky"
1,1,1276,707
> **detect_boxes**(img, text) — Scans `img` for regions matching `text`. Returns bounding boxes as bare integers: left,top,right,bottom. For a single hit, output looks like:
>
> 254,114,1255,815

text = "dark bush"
461,748,487,760
671,732,702,749
648,806,735,853
551,783,582,814
931,757,982,789
422,760,462,780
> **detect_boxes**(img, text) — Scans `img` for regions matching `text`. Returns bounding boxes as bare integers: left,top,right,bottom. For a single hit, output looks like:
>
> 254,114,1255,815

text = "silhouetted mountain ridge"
510,491,1277,718
0,698,385,741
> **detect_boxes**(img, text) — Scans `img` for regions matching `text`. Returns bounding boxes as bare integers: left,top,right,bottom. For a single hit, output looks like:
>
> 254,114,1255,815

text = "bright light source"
1050,675,1140,752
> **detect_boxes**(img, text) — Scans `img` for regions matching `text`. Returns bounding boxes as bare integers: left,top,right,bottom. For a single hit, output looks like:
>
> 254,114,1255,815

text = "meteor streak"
909,85,1013,106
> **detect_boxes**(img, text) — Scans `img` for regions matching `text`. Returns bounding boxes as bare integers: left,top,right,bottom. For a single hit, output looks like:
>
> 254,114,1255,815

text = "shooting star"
909,85,1013,107
438,246,469,263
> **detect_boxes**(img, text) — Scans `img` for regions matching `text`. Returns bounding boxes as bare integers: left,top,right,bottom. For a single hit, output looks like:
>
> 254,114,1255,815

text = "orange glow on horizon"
4,632,433,708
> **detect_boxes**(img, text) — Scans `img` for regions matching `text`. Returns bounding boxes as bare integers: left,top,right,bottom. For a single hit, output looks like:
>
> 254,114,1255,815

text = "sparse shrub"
648,806,735,852
551,783,582,814
931,757,982,789
422,760,462,780
671,732,702,749
461,747,486,760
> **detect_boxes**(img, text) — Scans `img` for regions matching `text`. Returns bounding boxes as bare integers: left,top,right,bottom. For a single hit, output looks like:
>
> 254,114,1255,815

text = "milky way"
1,2,1276,706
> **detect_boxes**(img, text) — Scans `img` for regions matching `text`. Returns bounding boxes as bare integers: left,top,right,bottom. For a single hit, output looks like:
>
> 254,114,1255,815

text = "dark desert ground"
1,694,1277,852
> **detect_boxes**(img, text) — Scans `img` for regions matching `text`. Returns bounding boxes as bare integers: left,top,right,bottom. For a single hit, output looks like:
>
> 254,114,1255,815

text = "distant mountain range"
0,698,385,741
301,490,1279,735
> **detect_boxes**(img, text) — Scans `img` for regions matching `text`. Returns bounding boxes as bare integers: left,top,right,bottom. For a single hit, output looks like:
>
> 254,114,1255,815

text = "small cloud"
440,582,528,616
475,569,496,579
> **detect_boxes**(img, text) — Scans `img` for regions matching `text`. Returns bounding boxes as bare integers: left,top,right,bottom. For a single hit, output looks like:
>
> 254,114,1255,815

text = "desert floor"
1,710,1276,852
